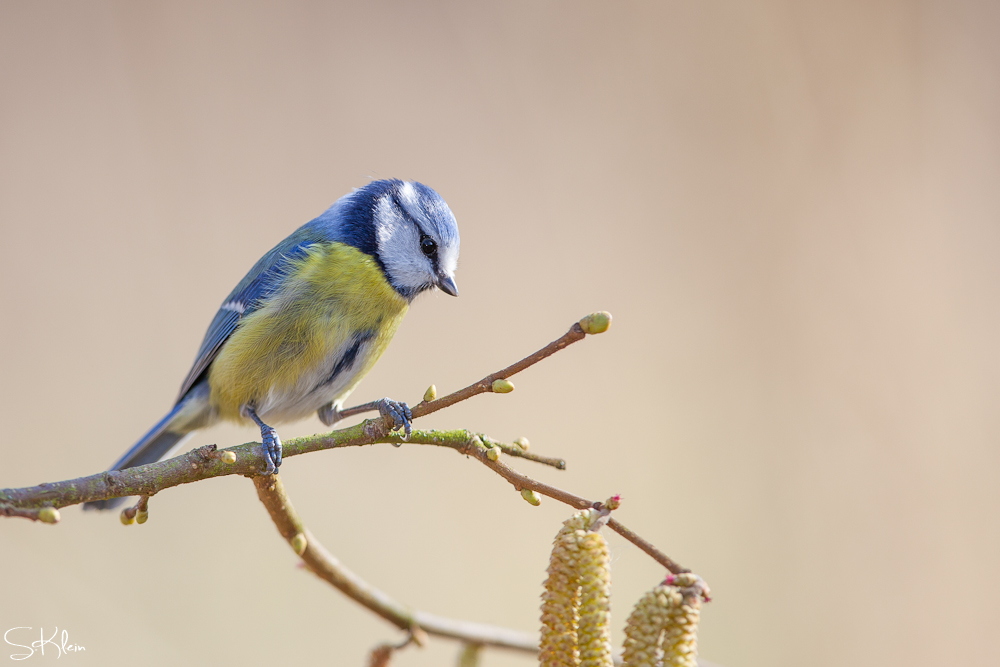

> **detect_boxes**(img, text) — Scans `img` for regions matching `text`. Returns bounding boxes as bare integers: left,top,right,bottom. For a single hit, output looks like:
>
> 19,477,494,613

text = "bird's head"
333,180,460,300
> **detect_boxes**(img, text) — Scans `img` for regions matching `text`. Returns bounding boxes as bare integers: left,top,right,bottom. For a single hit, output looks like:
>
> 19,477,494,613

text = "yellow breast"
207,243,409,422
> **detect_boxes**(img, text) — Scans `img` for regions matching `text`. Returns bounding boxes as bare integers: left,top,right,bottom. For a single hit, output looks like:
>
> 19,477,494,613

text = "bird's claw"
245,405,283,474
261,426,282,474
377,398,412,443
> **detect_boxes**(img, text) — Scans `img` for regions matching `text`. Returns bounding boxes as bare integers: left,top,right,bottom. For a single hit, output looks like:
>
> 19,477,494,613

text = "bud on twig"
457,643,482,667
521,489,541,506
423,385,437,402
513,437,530,450
368,644,393,667
290,532,308,556
491,378,514,393
409,627,429,648
37,507,60,524
578,311,612,335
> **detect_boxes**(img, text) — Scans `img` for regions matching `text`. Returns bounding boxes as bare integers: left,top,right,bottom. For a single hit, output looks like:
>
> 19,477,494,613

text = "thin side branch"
253,474,538,653
338,321,588,420
451,435,690,575
0,504,49,521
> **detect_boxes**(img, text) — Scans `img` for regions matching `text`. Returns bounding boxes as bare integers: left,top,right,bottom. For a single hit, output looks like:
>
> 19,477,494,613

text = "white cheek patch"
375,196,435,292
438,240,459,277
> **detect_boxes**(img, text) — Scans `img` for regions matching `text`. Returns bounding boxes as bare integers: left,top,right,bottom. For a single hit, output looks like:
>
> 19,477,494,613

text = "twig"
253,474,538,653
0,504,55,522
446,435,690,575
338,320,591,421
481,435,566,470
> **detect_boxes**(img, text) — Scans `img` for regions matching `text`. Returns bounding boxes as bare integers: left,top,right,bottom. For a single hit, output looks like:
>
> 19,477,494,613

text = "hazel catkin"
621,574,706,667
539,509,613,667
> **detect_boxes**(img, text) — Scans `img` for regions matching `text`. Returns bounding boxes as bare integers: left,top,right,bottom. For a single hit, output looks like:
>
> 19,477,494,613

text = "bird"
84,179,460,510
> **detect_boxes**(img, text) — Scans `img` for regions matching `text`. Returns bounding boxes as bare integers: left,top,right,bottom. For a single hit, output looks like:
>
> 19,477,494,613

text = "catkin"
539,509,613,667
621,574,705,667
576,531,613,667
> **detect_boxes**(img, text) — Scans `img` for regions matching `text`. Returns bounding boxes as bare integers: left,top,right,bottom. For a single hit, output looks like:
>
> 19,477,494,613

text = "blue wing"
174,226,324,403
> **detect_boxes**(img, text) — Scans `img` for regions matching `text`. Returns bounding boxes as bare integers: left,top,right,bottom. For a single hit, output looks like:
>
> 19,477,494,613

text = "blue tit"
84,179,460,510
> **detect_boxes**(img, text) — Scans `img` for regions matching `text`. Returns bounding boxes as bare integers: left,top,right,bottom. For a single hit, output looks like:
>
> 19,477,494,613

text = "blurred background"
2,1,998,665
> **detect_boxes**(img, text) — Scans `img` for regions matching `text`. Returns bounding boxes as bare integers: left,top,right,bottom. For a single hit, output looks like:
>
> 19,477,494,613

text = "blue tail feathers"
83,404,192,511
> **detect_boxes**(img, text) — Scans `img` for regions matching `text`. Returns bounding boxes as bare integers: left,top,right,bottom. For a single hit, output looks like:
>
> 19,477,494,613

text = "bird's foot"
376,398,412,443
245,406,283,474
260,425,283,473
317,402,341,427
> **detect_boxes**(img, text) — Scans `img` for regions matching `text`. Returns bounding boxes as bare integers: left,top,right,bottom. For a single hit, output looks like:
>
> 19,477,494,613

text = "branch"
0,428,559,512
0,310,683,569
432,433,690,575
254,474,537,653
0,312,611,513
337,311,611,421
0,425,688,574
0,310,701,658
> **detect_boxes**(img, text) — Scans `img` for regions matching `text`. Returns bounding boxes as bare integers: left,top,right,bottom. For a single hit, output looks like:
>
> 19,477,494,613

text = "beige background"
2,2,999,666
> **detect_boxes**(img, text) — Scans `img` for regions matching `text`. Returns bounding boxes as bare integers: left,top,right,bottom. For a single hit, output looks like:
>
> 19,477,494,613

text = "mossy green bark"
0,424,495,512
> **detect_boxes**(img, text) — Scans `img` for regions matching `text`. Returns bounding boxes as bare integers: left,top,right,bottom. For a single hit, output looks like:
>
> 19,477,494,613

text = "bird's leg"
317,402,342,427
245,406,282,474
376,398,412,444
318,398,412,442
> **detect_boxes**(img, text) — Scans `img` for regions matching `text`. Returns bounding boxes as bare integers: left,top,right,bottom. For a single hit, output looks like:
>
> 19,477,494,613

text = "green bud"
492,378,514,393
514,436,530,450
120,510,135,525
579,311,612,335
423,384,437,402
37,507,60,524
290,532,308,555
220,451,237,464
136,509,149,524
410,627,429,647
521,488,541,506
458,643,482,667
486,447,500,461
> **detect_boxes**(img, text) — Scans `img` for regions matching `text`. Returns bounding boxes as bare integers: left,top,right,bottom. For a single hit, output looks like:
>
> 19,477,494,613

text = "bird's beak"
437,274,459,297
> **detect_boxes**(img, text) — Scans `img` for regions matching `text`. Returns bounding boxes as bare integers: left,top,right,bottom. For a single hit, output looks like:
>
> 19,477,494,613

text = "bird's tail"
83,403,195,511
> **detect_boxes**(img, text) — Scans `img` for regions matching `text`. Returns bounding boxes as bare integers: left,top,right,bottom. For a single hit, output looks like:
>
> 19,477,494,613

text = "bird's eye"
420,236,437,257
